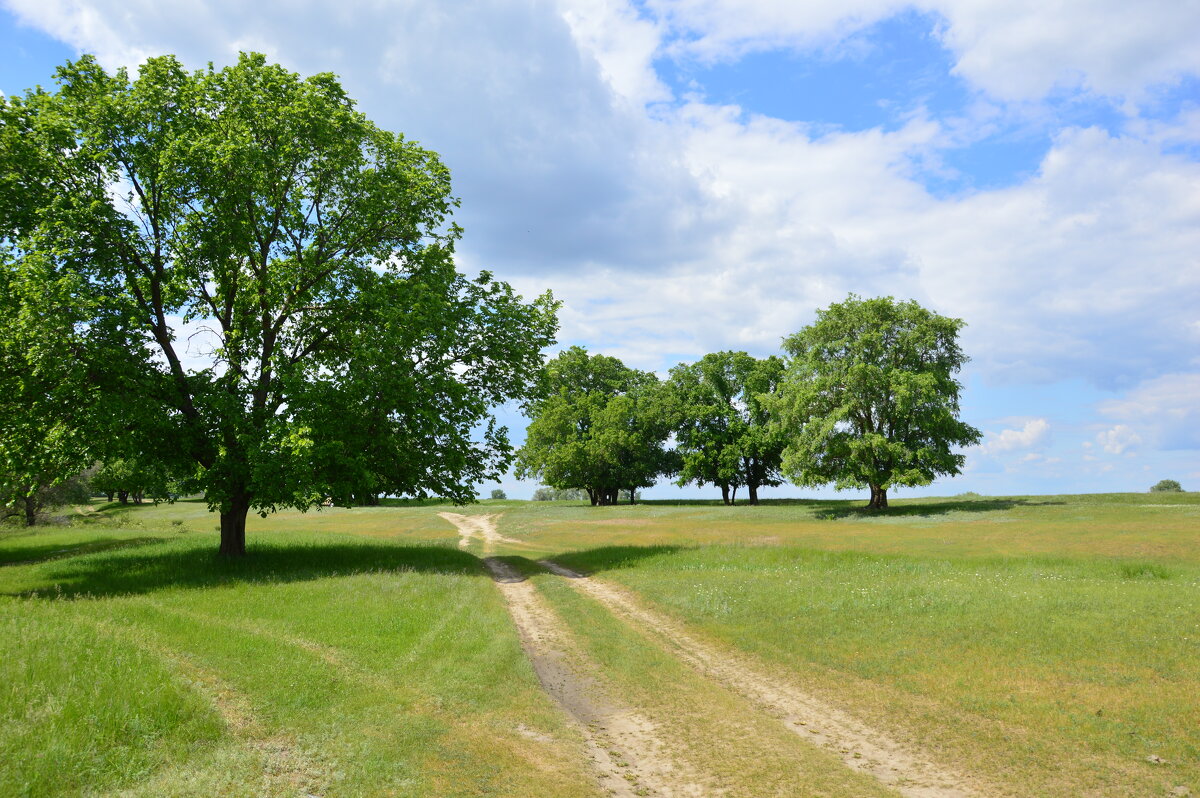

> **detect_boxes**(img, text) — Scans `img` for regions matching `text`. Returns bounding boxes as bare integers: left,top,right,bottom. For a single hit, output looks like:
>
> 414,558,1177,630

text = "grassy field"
2,492,1198,796
0,510,594,797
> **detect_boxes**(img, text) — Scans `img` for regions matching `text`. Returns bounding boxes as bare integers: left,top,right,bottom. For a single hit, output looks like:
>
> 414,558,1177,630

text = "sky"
2,0,1198,501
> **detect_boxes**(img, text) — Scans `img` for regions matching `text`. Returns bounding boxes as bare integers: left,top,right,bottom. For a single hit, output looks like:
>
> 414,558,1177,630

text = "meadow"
2,492,1197,796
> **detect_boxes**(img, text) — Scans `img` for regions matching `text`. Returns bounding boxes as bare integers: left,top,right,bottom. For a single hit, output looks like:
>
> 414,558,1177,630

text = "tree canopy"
667,351,787,505
773,295,981,508
516,347,674,505
1,54,557,552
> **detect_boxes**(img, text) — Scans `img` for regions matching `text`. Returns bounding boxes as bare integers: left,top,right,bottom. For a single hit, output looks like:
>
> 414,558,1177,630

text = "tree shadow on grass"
4,538,484,600
477,547,684,584
811,498,1066,520
0,536,167,567
544,545,683,576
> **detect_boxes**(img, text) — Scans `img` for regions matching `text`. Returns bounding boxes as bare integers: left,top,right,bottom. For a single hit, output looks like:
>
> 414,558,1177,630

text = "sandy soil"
540,559,986,798
438,512,521,552
482,556,718,797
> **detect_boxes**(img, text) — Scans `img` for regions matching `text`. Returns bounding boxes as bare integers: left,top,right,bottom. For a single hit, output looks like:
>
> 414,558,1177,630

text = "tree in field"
516,347,674,505
489,489,507,500
1150,479,1183,493
668,351,787,505
531,486,589,501
1,54,557,554
91,457,184,504
773,295,981,509
0,250,127,525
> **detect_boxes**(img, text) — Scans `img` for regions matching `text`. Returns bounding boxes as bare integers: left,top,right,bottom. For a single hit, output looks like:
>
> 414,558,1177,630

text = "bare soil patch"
438,512,521,552
482,555,718,797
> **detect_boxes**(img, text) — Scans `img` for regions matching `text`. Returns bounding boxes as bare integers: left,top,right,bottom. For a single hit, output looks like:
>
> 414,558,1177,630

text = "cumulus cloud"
4,0,1198,396
1099,373,1200,450
1096,424,1142,455
645,0,1200,102
4,0,713,277
979,418,1050,454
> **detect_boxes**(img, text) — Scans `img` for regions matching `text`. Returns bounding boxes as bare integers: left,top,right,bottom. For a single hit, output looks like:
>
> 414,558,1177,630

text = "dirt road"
440,512,988,798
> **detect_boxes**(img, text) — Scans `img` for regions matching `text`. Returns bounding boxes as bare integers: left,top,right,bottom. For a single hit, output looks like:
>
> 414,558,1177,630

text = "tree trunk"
629,488,635,505
587,488,598,506
730,485,738,505
23,495,36,527
748,482,759,506
219,493,250,557
105,491,114,502
720,484,730,505
868,485,889,509
118,490,128,504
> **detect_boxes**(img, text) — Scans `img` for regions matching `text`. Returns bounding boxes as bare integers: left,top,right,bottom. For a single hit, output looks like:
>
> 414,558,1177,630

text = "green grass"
540,503,1200,795
531,569,896,797
3,491,1198,796
0,522,596,797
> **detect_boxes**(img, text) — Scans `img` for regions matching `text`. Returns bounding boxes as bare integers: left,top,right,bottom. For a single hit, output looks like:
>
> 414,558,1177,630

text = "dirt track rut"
541,559,984,798
440,512,988,798
439,512,716,796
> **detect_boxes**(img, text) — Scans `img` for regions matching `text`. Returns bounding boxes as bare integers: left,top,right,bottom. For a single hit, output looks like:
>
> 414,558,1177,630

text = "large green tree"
516,347,673,505
1,54,556,554
773,295,981,509
668,351,787,505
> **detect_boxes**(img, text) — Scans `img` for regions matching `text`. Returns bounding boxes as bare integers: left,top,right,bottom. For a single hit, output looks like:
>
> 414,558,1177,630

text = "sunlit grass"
0,526,595,797
550,542,1200,795
3,491,1197,795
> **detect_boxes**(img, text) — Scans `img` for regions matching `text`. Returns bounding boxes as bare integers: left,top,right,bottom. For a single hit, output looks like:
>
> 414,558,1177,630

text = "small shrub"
1150,479,1183,493
490,489,507,500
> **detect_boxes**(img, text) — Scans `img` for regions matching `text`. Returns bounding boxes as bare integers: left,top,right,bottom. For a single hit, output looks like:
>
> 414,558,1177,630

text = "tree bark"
23,495,36,527
747,482,759,505
219,492,251,557
867,484,889,509
629,488,635,505
587,488,598,506
730,485,738,505
720,484,730,506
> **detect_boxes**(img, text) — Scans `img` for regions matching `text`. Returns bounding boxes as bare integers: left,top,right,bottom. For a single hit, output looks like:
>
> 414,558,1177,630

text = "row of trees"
518,296,982,508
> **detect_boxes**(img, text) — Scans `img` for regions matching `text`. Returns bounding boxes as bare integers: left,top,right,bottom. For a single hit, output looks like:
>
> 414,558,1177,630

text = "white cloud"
556,0,671,105
4,0,713,278
4,0,1198,396
979,418,1050,454
645,0,1200,102
1099,373,1200,450
1096,424,1142,455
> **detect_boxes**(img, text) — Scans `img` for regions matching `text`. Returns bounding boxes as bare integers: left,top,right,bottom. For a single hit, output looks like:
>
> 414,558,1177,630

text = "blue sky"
2,0,1198,500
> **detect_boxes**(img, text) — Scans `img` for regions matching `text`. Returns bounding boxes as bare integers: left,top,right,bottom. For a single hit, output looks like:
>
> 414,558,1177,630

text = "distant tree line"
519,295,982,508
